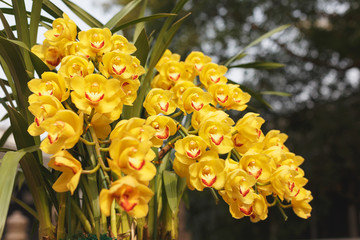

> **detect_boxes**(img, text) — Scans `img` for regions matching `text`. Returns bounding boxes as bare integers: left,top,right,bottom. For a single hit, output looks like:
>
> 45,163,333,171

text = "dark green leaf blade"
105,0,141,30
229,61,285,69
163,170,178,214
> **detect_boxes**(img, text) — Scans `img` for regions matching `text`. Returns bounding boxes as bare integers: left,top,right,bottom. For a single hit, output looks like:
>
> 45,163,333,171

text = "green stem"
79,137,96,146
100,147,109,152
71,199,92,233
81,163,100,174
231,148,242,162
209,188,220,205
57,193,66,240
110,200,117,238
169,110,183,118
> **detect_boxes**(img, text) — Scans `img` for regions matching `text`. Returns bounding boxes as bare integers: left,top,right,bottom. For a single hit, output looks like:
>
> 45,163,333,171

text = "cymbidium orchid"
39,110,83,154
199,63,228,88
70,74,123,115
185,51,212,73
48,150,82,195
19,11,312,239
99,175,154,218
143,88,177,115
78,28,112,57
28,72,69,102
27,95,64,136
145,115,177,147
108,137,156,183
58,55,94,86
181,87,212,114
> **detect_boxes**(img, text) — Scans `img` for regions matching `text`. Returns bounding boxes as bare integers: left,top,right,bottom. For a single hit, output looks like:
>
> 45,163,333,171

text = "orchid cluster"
28,13,312,235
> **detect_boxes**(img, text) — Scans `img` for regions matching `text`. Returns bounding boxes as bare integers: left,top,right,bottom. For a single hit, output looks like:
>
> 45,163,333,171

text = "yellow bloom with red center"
58,55,94,87
44,13,77,44
108,137,156,183
170,80,196,105
188,152,225,191
262,130,289,151
63,41,89,59
28,72,69,102
221,168,257,203
239,148,272,183
271,165,308,201
100,51,144,80
228,84,251,111
70,74,122,114
111,34,137,54
181,87,212,114
99,175,154,218
158,60,186,83
110,118,155,142
155,49,181,71
48,150,82,195
145,115,177,147
40,110,83,154
31,40,63,69
78,28,112,57
291,188,313,219
199,63,227,88
119,78,140,106
198,118,234,154
143,88,176,115
174,135,208,167
185,51,212,73
27,95,64,136
220,191,268,221
151,74,173,90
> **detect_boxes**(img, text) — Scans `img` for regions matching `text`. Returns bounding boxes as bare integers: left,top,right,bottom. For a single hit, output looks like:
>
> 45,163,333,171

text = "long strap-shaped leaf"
0,9,15,39
29,0,44,47
224,24,291,67
105,0,142,30
0,151,27,238
62,0,103,28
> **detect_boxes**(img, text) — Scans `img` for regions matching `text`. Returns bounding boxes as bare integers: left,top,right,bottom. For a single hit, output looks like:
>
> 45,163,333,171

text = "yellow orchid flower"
48,150,82,195
108,137,156,183
291,188,313,219
63,41,90,59
40,110,83,154
155,49,181,71
27,95,64,136
111,34,137,54
181,87,212,114
28,72,69,102
78,28,112,57
58,55,94,87
44,13,77,44
31,41,63,69
188,152,226,191
198,117,234,154
151,74,173,90
239,148,273,183
119,78,140,106
110,118,155,142
262,130,289,151
208,83,250,111
221,168,257,203
170,80,196,106
271,165,308,201
99,175,154,218
158,60,186,83
145,115,177,147
185,51,212,73
199,63,228,88
143,88,177,115
70,74,123,114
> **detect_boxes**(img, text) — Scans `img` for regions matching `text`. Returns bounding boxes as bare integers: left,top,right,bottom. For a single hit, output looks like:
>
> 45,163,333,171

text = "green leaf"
29,0,44,47
0,151,27,238
0,9,15,39
41,0,63,19
225,24,291,67
261,91,292,97
134,28,150,67
111,13,177,33
105,0,141,30
0,126,11,148
62,0,102,28
12,0,30,46
229,61,285,69
163,170,178,214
